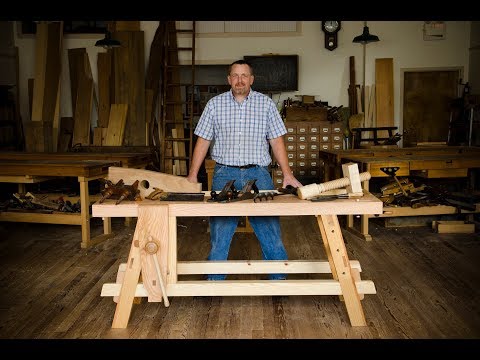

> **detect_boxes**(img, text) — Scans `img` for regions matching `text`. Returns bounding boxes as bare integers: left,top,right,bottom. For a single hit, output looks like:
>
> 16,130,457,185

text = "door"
403,70,459,147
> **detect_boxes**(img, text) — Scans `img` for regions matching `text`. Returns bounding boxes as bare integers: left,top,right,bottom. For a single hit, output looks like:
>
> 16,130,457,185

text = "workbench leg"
18,183,26,194
137,205,170,303
318,214,367,326
104,217,112,235
317,215,343,302
167,216,177,285
359,179,372,241
79,178,91,249
345,179,372,241
112,238,142,328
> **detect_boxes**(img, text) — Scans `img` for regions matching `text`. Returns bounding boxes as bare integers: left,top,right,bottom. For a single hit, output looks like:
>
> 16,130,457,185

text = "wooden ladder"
160,21,196,175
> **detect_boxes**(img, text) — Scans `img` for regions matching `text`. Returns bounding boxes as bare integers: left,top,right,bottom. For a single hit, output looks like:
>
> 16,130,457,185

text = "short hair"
228,60,253,76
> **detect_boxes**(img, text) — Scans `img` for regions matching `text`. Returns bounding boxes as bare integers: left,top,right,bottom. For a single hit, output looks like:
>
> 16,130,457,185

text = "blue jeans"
208,164,287,280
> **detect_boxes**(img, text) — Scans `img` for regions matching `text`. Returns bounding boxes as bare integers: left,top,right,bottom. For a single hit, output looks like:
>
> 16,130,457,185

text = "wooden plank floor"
0,216,479,339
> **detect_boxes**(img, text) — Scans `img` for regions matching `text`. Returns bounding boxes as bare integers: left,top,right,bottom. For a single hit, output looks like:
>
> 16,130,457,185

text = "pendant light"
353,21,380,44
95,31,121,49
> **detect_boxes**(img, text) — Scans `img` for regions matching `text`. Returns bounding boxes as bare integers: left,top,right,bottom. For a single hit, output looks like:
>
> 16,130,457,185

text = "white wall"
14,21,471,130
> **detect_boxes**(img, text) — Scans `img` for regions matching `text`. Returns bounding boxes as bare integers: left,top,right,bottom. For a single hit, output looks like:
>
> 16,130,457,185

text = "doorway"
402,68,461,147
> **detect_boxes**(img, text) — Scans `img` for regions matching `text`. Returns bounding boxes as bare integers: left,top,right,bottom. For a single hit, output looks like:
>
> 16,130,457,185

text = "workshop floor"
0,216,479,348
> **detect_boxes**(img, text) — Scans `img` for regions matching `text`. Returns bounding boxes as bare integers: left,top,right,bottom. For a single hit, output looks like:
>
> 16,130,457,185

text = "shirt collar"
229,89,253,103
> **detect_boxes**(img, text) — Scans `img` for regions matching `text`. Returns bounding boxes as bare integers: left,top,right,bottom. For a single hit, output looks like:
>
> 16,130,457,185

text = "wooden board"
112,31,145,146
433,220,475,233
72,76,93,146
57,116,74,152
24,121,53,152
104,104,128,146
97,52,112,128
375,58,394,127
107,166,202,199
92,192,383,218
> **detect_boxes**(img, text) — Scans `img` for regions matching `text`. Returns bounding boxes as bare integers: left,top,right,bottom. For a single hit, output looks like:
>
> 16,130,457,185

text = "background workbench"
319,147,480,240
0,152,152,248
319,146,480,181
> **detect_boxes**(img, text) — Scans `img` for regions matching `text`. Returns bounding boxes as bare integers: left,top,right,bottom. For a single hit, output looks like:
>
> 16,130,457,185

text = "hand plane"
208,179,259,202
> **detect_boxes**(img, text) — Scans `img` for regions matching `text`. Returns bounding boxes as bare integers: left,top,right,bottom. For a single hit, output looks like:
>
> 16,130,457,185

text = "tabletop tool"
297,163,369,200
145,187,204,201
209,179,259,202
310,194,351,202
99,179,141,204
253,185,298,202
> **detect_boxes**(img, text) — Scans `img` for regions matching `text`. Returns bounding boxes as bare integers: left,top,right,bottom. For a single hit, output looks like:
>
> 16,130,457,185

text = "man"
186,59,302,280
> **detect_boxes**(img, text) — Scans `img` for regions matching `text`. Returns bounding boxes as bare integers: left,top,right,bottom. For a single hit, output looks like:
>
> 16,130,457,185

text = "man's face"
228,64,254,96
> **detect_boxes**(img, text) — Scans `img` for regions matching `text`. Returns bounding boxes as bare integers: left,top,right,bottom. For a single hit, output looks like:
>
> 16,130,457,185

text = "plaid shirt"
194,89,286,166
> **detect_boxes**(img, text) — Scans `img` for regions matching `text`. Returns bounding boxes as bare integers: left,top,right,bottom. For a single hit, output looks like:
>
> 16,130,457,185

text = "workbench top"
0,159,116,177
0,151,151,169
92,193,383,218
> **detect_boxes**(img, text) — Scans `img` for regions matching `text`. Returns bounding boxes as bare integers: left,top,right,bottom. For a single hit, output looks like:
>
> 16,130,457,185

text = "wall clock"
322,21,341,51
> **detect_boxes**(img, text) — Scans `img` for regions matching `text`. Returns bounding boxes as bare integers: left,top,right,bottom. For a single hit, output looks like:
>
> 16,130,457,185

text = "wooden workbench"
0,159,117,248
325,150,480,241
92,193,383,329
319,146,480,181
0,152,152,248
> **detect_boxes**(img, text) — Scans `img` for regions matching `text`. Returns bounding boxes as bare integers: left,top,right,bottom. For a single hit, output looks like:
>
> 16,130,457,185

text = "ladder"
160,21,196,175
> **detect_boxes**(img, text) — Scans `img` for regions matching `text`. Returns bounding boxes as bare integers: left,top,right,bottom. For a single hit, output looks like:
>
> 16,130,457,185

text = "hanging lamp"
95,31,121,49
353,21,380,44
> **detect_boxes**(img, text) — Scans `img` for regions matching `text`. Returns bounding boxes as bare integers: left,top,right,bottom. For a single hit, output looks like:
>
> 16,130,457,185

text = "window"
177,21,301,36
19,21,107,35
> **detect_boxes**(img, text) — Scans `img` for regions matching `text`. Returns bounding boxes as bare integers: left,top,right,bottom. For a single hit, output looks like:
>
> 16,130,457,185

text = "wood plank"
93,127,105,146
145,23,165,116
375,58,394,127
114,21,141,31
101,280,376,297
144,89,154,146
28,78,34,120
175,260,362,274
31,22,48,123
0,175,55,183
0,211,82,225
92,192,383,218
104,104,128,146
68,48,86,115
112,31,145,146
24,121,53,152
71,76,93,146
106,166,202,199
57,116,74,152
97,52,112,128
